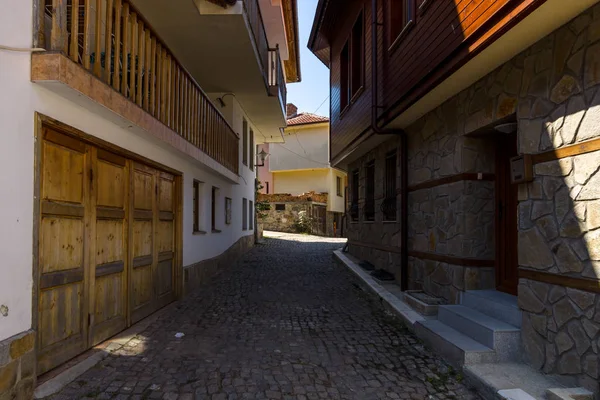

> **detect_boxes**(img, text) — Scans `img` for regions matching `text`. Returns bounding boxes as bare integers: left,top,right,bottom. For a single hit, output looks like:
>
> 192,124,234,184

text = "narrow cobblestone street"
48,233,480,400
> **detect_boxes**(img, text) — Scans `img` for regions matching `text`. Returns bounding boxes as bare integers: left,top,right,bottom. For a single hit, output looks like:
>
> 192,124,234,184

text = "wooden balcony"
35,0,239,175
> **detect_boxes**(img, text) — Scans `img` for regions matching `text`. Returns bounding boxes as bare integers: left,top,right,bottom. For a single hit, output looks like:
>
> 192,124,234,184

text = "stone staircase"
414,290,523,367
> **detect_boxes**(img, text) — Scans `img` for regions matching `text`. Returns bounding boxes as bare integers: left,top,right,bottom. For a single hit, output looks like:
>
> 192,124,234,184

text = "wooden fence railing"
41,0,239,174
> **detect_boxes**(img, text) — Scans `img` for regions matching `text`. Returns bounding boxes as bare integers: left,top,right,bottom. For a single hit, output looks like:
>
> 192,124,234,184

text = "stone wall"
0,331,35,399
345,5,600,390
259,202,313,234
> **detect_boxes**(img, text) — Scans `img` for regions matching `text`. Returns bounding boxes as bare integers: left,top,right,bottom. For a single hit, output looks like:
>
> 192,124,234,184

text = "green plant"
255,179,270,219
293,210,313,233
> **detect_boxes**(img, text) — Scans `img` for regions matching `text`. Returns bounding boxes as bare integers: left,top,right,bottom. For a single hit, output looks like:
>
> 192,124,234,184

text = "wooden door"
496,134,519,295
130,163,157,323
89,150,129,346
38,129,90,374
156,172,176,309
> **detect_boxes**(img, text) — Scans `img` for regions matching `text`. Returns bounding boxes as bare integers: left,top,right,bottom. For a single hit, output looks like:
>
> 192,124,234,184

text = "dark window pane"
365,162,375,221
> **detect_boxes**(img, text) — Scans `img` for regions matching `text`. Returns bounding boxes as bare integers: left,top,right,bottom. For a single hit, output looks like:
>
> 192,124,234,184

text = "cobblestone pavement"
48,232,480,400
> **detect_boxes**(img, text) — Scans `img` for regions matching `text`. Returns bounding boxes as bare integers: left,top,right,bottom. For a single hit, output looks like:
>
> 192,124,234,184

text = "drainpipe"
371,0,408,291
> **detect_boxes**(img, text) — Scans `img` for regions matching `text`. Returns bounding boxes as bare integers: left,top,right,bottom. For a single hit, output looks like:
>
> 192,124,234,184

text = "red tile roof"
287,113,329,126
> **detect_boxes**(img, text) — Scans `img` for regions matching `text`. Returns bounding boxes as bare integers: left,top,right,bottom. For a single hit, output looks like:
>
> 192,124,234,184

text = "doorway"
495,133,519,295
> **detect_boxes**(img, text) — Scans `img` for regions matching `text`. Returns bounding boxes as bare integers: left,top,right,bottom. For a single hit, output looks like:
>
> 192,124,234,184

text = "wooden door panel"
42,141,85,204
156,260,173,296
38,130,89,375
156,174,175,308
134,170,154,210
89,155,128,346
40,217,84,272
97,162,126,208
133,220,153,257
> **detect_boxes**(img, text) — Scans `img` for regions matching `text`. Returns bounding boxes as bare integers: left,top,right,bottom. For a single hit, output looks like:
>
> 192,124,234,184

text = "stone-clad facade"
346,6,600,392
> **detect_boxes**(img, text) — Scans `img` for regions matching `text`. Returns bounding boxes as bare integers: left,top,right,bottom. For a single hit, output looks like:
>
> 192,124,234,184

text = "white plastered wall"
0,0,256,342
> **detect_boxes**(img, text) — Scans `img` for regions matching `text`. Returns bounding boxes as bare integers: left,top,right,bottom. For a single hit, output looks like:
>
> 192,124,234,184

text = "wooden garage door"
38,128,179,374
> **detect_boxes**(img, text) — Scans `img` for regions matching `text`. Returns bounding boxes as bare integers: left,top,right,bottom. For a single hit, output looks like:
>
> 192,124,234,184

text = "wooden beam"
69,0,80,62
93,0,102,77
519,268,600,294
120,3,129,96
532,136,600,165
408,173,495,192
51,0,68,53
112,0,122,90
104,0,114,82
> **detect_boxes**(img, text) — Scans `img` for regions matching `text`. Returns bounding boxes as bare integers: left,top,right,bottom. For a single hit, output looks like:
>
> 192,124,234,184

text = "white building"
0,0,300,395
258,104,346,236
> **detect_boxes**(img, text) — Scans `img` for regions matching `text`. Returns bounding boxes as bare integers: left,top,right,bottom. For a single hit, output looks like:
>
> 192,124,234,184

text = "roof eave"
308,0,331,68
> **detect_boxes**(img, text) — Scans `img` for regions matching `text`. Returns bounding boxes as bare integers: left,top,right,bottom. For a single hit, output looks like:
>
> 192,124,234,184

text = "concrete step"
414,320,497,368
463,363,567,400
461,290,522,328
438,305,521,361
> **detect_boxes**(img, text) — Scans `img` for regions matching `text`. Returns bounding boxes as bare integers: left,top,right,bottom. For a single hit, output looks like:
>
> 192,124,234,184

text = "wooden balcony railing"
41,0,239,175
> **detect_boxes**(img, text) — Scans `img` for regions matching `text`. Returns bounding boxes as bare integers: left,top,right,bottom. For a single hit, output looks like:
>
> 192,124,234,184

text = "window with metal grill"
350,169,359,221
364,161,375,221
383,151,397,221
249,201,254,230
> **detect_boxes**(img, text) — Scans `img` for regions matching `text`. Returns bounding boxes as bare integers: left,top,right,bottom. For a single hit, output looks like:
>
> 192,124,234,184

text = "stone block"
518,284,545,313
553,298,581,328
555,331,574,355
577,88,600,141
567,320,591,355
583,229,600,260
535,159,572,178
518,119,543,154
531,200,553,220
550,75,581,104
8,333,34,361
546,387,594,400
557,349,582,374
566,288,596,311
584,42,600,89
518,228,555,269
522,314,546,369
536,215,559,240
0,361,17,393
0,343,7,368
19,351,35,380
562,95,586,144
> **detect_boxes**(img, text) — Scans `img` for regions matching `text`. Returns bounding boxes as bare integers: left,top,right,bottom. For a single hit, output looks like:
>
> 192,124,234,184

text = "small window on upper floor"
364,161,375,222
340,42,350,112
336,176,342,197
351,12,364,98
389,0,415,50
242,119,249,166
350,170,359,221
340,11,365,114
275,204,286,211
211,186,220,232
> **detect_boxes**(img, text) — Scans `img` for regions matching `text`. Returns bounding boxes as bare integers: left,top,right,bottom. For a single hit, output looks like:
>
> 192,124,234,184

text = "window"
275,204,286,211
211,187,219,232
250,129,255,171
389,0,415,47
249,201,254,230
383,152,397,221
365,161,375,221
242,119,248,166
339,11,365,113
351,12,364,97
336,176,342,197
193,180,201,232
243,198,248,230
265,181,270,194
350,170,359,221
340,42,350,111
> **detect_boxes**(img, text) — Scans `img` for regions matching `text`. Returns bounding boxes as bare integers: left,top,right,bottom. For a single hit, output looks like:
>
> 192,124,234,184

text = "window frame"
249,129,255,171
383,151,397,222
242,198,248,230
193,180,201,233
275,203,286,211
388,0,416,52
350,169,359,222
350,11,365,101
364,161,375,222
211,186,220,233
249,200,254,230
336,176,342,197
339,10,365,117
242,118,249,166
